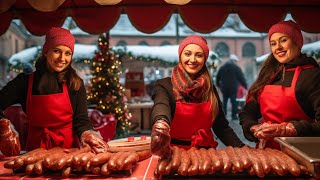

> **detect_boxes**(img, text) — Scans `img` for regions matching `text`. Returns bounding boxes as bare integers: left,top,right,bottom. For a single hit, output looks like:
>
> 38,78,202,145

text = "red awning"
1,0,320,36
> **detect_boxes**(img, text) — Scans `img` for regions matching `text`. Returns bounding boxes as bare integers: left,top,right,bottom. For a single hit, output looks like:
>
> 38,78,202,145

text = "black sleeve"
236,66,248,89
71,80,93,138
0,73,28,113
239,100,261,142
150,78,174,126
211,85,244,147
291,68,320,136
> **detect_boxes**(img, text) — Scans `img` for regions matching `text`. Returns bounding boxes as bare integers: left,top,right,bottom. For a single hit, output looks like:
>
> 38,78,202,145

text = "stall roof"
1,0,320,35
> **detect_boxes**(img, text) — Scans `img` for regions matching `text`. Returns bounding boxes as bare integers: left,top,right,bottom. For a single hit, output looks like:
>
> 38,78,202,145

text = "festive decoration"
87,32,131,139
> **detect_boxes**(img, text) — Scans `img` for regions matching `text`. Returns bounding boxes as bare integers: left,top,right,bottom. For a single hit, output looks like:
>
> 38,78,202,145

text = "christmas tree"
87,32,131,138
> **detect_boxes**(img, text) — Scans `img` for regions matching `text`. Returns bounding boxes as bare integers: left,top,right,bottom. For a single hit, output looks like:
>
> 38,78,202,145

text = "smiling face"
270,32,300,64
180,44,206,79
44,45,73,72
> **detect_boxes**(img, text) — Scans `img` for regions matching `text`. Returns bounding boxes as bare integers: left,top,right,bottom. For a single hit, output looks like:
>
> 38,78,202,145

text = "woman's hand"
0,118,21,156
151,120,172,158
253,122,297,140
80,130,109,154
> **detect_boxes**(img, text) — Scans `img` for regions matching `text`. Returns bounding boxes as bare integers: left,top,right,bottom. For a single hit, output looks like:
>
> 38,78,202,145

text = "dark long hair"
247,54,283,102
35,56,82,91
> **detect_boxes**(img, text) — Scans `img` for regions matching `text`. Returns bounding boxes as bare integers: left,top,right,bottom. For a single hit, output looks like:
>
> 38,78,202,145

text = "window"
138,41,149,46
116,40,127,46
215,42,229,57
242,42,256,57
160,41,171,46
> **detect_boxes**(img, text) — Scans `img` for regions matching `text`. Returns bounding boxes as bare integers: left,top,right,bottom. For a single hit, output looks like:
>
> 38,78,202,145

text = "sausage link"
242,146,265,178
265,148,288,175
253,149,271,174
269,148,301,176
72,152,87,166
234,147,251,170
14,148,46,168
80,152,95,166
156,158,170,176
34,159,45,175
123,152,139,170
25,163,34,175
56,146,91,170
207,148,223,174
225,146,244,173
170,146,181,171
187,147,199,176
61,166,72,178
177,149,191,176
115,151,132,170
136,150,152,161
43,147,67,169
4,159,15,169
217,149,232,174
164,161,173,175
101,162,112,176
91,166,101,175
260,148,285,176
90,151,113,166
108,151,125,170
199,148,211,175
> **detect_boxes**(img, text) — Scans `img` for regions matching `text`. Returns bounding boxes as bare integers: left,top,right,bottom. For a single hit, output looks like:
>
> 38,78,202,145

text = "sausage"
80,152,95,166
265,148,288,175
84,160,92,172
253,149,271,174
101,162,112,176
108,151,125,170
25,163,35,175
4,159,16,169
242,146,265,178
177,149,191,176
234,147,251,170
225,146,244,173
207,148,223,174
61,166,72,178
198,148,211,175
43,147,67,169
269,148,301,176
156,158,170,176
187,147,199,176
91,166,101,175
115,151,132,170
24,149,49,165
217,149,232,174
164,161,173,175
14,148,46,168
122,152,140,170
34,159,45,175
170,146,181,171
56,146,91,170
136,150,152,161
90,151,113,166
260,148,285,176
72,152,87,166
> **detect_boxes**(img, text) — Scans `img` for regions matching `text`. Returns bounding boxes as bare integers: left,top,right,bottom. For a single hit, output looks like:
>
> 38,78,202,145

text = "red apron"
258,65,314,149
170,101,218,150
25,73,75,150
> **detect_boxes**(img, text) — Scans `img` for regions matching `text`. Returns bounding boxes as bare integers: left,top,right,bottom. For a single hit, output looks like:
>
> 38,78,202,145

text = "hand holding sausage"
151,120,171,158
80,130,108,154
0,118,21,156
254,123,297,140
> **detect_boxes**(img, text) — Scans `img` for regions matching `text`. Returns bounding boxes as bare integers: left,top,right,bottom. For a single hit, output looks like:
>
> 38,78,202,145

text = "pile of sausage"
154,146,309,178
4,146,151,178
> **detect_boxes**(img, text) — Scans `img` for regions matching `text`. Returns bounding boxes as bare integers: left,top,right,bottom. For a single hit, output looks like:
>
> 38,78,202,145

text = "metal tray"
274,137,320,179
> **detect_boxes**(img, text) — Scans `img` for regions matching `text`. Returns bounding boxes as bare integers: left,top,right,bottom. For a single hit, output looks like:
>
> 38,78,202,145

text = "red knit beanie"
178,35,209,61
268,20,303,50
42,27,75,55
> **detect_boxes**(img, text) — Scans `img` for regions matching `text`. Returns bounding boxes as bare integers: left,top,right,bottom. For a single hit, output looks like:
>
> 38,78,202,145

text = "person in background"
150,35,244,158
216,54,247,120
0,27,108,156
239,20,320,150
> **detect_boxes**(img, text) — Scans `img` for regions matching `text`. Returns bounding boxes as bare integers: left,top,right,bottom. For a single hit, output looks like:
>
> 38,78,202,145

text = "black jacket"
0,71,93,138
216,60,247,94
151,77,244,147
240,54,320,140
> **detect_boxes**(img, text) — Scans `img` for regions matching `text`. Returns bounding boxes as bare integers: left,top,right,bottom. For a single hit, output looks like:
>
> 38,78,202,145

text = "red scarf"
171,63,207,103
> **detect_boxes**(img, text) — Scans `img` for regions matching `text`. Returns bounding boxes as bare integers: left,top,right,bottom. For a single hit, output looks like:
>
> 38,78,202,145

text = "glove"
0,118,21,156
253,122,297,140
80,130,109,154
151,120,172,159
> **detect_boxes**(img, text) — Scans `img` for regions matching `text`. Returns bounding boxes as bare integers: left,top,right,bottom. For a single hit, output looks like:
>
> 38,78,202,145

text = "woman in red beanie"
0,27,108,155
240,20,320,150
150,35,244,158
